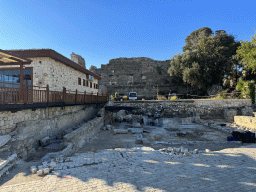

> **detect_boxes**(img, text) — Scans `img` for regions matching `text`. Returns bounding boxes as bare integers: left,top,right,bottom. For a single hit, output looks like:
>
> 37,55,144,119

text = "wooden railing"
0,84,109,105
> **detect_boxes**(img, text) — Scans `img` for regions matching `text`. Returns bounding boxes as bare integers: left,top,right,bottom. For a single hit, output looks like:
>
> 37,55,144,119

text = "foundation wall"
114,99,253,120
6,104,104,159
0,104,99,135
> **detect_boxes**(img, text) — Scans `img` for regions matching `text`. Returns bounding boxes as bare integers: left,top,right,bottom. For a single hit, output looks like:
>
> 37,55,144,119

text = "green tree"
182,27,213,52
168,27,241,93
233,30,256,73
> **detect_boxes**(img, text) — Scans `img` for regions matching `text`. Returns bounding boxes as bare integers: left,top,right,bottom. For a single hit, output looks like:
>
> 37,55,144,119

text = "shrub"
157,95,167,100
236,80,255,104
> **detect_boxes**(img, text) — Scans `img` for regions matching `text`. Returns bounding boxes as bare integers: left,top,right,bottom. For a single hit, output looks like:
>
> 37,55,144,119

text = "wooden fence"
0,84,108,105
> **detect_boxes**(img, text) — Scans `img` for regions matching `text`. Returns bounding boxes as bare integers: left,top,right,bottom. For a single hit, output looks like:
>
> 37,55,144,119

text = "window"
86,74,89,79
78,77,81,85
83,79,85,86
0,68,32,89
86,80,89,87
93,83,95,89
90,82,92,88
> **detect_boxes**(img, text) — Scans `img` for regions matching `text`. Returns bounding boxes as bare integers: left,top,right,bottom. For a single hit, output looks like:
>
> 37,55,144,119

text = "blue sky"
0,0,255,69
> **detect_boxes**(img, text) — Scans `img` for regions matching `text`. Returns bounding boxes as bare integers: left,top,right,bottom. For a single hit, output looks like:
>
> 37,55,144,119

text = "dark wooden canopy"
0,49,32,102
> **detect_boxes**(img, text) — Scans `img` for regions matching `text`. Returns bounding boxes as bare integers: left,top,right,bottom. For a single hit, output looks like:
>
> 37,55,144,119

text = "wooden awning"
0,49,32,65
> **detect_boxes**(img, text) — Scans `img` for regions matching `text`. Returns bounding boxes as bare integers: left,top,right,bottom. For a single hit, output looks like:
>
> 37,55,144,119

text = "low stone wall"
114,99,252,120
63,117,104,150
234,116,256,130
0,105,99,135
9,104,103,159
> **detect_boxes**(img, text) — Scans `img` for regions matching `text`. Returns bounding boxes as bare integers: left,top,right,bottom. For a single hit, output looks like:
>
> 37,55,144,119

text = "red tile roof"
4,49,101,80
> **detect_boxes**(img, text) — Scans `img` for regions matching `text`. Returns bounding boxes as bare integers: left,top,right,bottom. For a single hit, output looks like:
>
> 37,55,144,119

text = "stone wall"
8,104,103,159
63,117,104,149
0,57,98,93
0,104,100,135
113,99,252,120
95,57,188,99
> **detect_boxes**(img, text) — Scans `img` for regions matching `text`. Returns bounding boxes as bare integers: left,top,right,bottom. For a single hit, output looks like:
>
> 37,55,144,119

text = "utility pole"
157,84,159,100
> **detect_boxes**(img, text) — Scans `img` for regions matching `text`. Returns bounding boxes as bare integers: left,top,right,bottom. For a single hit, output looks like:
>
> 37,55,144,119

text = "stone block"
0,135,11,148
43,167,50,174
127,128,143,134
30,166,37,174
39,136,51,147
193,149,199,154
113,129,128,134
37,169,44,176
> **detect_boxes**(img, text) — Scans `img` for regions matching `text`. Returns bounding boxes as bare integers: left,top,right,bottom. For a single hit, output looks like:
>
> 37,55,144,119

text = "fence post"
91,92,93,102
46,84,49,103
24,81,27,104
84,91,86,102
75,89,78,103
63,87,66,103
97,92,99,103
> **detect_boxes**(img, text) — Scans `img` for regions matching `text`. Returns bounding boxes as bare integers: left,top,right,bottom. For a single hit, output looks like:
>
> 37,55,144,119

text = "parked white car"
129,92,137,100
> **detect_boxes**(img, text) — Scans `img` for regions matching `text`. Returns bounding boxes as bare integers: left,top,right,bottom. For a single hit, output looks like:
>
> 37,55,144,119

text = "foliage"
236,80,255,104
169,95,179,100
182,27,213,52
157,95,167,100
233,30,256,73
168,27,241,92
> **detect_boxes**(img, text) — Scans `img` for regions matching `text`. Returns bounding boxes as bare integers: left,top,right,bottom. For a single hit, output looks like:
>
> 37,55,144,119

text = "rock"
124,114,133,122
5,171,9,175
106,125,112,130
64,128,73,135
183,152,191,156
50,161,57,168
30,166,38,174
43,167,50,174
193,149,199,154
37,168,44,176
181,148,188,153
205,149,211,153
39,136,51,147
135,134,143,144
97,108,105,117
141,138,150,144
132,122,141,128
128,128,144,134
168,147,173,152
154,134,163,141
113,129,128,134
0,135,11,148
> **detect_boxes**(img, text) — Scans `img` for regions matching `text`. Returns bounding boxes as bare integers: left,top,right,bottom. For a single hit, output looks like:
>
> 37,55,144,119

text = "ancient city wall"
114,99,252,120
96,57,188,98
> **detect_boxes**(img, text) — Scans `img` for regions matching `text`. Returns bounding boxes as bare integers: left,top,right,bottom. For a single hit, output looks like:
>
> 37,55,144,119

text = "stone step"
0,145,11,153
0,153,17,178
0,135,11,148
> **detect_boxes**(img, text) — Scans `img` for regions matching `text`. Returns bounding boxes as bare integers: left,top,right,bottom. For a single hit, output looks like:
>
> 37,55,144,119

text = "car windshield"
129,93,136,97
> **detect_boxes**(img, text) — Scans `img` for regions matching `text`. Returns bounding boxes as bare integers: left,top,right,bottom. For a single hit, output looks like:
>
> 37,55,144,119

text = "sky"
0,0,255,70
